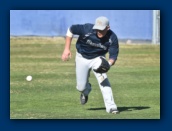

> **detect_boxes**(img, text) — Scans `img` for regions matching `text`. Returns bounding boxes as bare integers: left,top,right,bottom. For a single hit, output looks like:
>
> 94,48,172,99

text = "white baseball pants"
75,52,117,113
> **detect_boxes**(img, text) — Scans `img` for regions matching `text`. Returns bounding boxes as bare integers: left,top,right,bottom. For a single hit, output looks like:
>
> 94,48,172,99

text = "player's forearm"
64,28,73,50
64,36,72,50
108,59,116,66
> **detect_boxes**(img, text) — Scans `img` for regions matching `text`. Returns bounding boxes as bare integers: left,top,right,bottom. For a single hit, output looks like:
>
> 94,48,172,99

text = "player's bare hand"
61,49,72,61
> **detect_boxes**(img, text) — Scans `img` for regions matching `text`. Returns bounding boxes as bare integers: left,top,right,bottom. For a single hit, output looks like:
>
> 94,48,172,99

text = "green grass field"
10,37,160,119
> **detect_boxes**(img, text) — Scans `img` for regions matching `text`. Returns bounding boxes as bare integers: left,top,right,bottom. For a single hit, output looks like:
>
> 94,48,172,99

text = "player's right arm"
61,28,73,61
61,24,90,61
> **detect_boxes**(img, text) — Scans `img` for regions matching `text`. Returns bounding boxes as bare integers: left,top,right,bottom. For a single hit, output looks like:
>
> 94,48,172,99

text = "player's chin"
97,33,105,38
97,34,104,38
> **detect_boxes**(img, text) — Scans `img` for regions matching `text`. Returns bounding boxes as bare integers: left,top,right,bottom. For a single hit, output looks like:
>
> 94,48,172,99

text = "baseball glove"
93,57,110,73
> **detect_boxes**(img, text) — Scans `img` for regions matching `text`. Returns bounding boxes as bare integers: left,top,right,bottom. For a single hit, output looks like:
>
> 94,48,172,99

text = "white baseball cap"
93,16,109,30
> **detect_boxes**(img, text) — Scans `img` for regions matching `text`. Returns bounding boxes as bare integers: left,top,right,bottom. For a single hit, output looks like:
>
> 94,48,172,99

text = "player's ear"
106,26,110,30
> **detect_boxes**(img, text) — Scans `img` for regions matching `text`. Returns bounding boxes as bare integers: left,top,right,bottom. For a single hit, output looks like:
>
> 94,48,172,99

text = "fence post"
152,10,160,44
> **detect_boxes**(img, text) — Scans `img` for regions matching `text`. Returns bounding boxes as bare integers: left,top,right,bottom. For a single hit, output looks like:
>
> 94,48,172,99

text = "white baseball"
26,75,32,81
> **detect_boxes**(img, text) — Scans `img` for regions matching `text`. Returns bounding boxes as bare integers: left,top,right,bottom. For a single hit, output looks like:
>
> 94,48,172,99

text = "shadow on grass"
87,106,150,112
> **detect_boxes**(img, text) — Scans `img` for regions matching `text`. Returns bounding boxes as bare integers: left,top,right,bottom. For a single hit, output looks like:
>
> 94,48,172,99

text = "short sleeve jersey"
70,23,119,60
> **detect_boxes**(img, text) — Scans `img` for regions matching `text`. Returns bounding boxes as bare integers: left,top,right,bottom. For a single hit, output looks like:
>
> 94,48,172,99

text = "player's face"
96,26,110,38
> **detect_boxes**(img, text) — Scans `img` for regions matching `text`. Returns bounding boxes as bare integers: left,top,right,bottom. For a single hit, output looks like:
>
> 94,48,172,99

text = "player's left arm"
108,59,116,66
108,35,119,66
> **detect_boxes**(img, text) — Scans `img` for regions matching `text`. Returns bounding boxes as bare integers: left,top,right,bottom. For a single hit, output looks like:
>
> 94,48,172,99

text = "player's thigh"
75,53,90,88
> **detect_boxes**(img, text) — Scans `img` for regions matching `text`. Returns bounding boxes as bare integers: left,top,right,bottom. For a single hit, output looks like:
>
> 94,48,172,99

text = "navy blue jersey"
70,23,119,60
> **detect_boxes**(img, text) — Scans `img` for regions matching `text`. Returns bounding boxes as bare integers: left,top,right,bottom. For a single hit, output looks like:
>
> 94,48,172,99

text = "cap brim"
93,25,106,30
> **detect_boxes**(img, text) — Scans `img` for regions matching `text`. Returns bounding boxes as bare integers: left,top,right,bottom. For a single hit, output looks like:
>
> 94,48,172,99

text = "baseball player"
61,16,119,114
